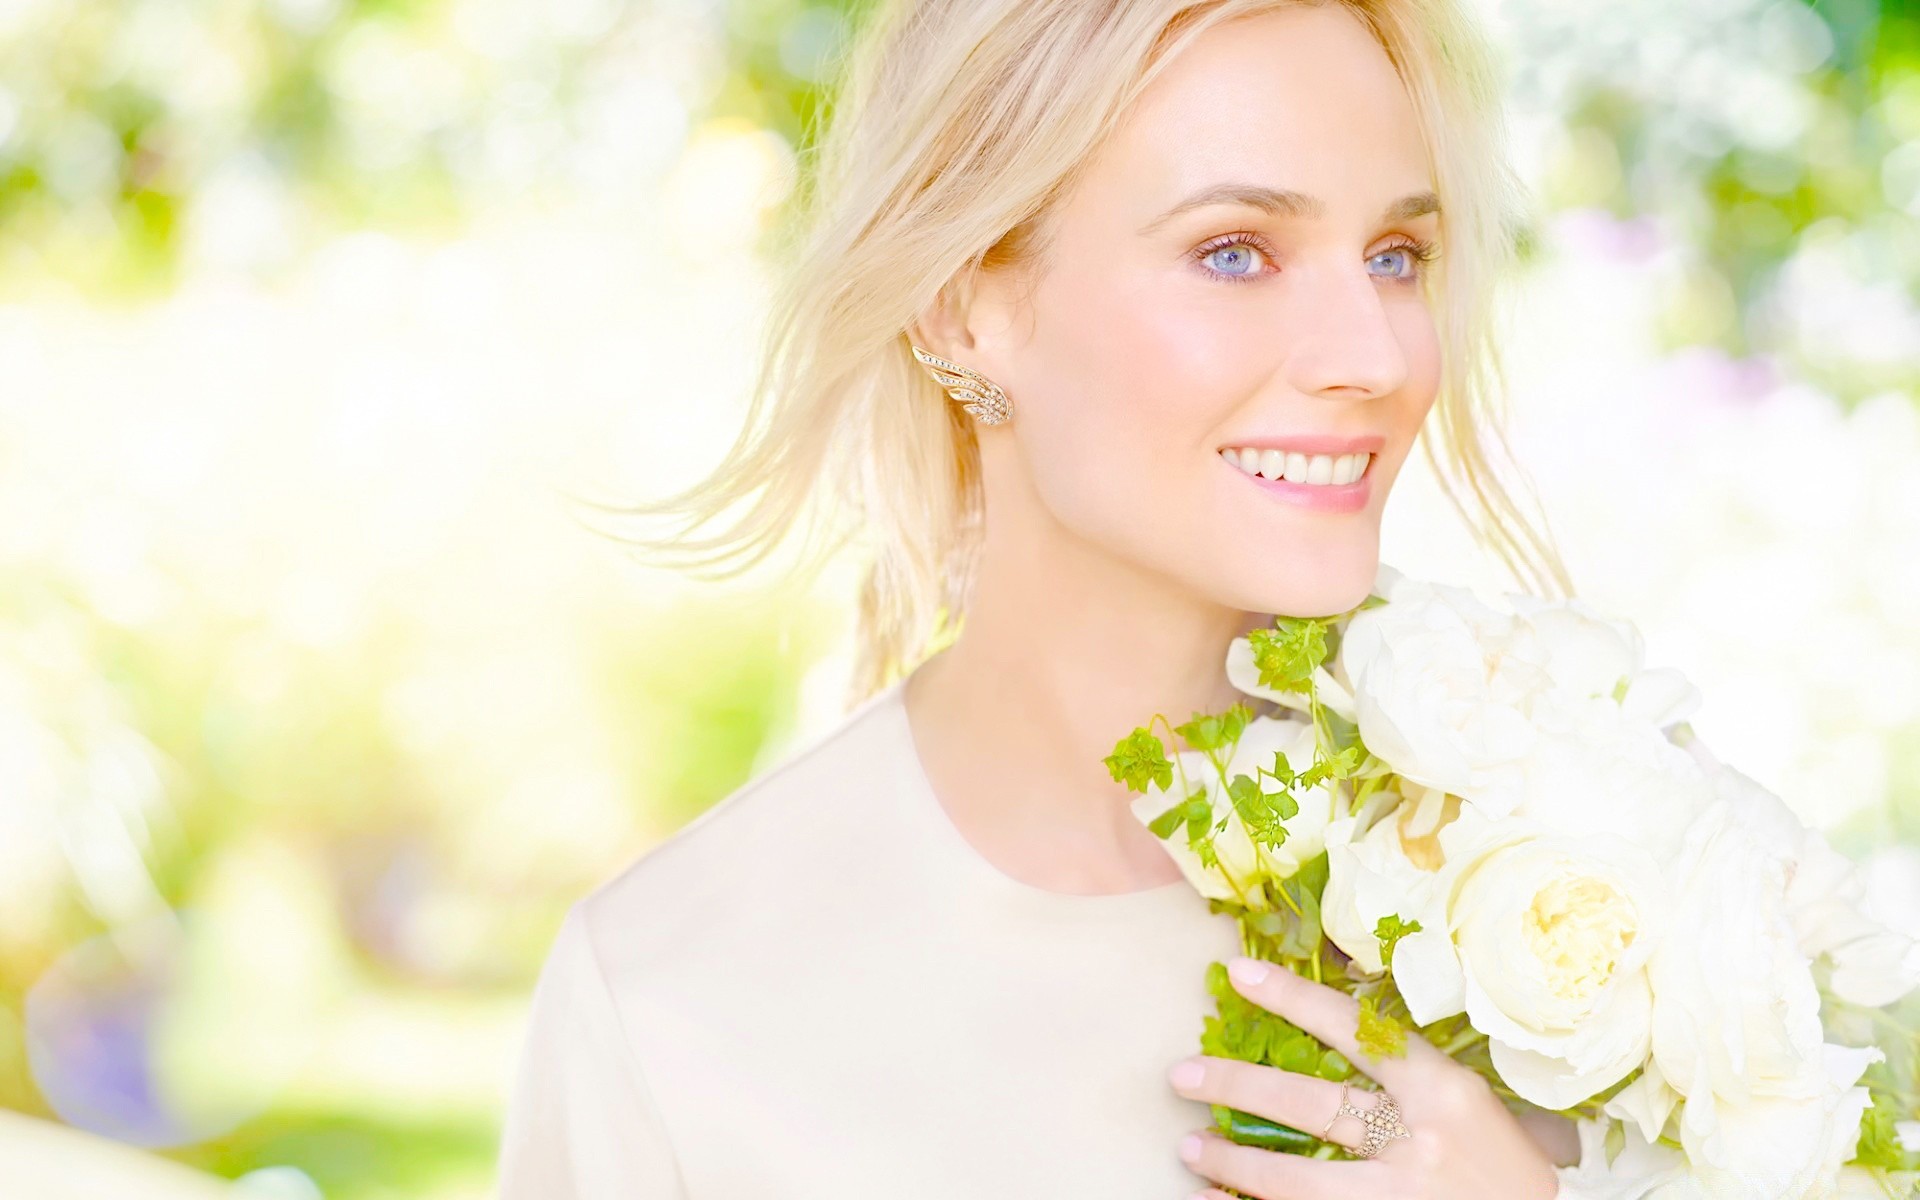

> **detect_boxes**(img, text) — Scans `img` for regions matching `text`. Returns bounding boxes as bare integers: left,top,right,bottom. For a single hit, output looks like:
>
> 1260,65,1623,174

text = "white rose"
1779,817,1920,1009
1836,1164,1920,1199
1388,805,1668,1109
1645,785,1885,1197
1550,1116,1693,1200
1502,591,1703,729
1129,714,1334,902
1321,781,1455,974
1321,573,1708,821
1330,578,1542,814
1503,691,1715,863
1679,1044,1879,1200
1656,740,1920,1008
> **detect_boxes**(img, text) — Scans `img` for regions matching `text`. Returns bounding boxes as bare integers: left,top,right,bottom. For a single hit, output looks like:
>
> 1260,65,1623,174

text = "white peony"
1641,777,1885,1198
1501,590,1704,729
1788,830,1920,1008
1386,804,1669,1109
1129,714,1335,903
1329,576,1540,814
1678,741,1920,1008
1835,1164,1920,1199
1254,568,1709,822
1320,780,1454,974
1503,690,1716,864
1550,1116,1693,1200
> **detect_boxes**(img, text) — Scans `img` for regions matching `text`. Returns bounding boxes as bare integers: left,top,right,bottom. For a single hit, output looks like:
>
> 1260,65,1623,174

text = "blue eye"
1370,238,1439,283
1192,233,1274,284
1199,238,1269,281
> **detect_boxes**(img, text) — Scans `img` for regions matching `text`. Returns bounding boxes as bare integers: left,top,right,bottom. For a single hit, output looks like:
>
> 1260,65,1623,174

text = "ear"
908,267,982,361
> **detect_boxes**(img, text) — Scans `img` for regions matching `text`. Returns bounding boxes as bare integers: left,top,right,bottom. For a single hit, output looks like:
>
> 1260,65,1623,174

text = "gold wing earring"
909,343,1013,426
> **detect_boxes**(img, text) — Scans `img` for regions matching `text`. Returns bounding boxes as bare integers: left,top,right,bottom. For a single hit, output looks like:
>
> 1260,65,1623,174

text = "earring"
909,343,1012,425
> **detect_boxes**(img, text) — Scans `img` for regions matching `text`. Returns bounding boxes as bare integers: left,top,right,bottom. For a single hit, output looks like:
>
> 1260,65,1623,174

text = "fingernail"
1228,956,1270,986
1168,1059,1204,1090
1179,1133,1204,1164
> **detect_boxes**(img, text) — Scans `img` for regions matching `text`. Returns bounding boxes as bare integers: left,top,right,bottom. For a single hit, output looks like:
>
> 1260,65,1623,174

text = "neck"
900,501,1277,894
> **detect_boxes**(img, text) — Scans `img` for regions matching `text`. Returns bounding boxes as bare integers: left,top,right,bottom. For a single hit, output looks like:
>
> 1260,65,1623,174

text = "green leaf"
1315,1048,1353,1081
1219,701,1253,746
1855,1089,1920,1170
1103,728,1173,793
1373,914,1422,971
1228,773,1295,852
1174,711,1228,753
1276,875,1323,959
1211,1105,1320,1153
1177,701,1256,754
1277,1032,1318,1075
1267,748,1298,788
1146,800,1186,839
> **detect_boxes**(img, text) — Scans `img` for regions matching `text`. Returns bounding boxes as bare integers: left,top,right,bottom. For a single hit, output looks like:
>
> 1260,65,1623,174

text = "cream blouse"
495,671,1602,1198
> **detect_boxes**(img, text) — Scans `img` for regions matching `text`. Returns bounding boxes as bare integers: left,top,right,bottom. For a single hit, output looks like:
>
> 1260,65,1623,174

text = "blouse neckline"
877,672,1200,920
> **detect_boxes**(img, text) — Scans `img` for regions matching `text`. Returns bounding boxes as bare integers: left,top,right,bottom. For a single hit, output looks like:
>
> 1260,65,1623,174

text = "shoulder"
572,680,911,977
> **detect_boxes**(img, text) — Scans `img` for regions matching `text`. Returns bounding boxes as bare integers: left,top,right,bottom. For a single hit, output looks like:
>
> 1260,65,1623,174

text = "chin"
1213,542,1381,620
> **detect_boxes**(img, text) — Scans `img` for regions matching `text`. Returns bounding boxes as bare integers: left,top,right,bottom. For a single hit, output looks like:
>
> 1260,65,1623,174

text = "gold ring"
1341,1087,1412,1159
1318,1083,1348,1141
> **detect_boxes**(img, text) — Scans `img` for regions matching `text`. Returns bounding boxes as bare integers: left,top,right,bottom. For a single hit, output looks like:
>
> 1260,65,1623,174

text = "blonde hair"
579,0,1575,710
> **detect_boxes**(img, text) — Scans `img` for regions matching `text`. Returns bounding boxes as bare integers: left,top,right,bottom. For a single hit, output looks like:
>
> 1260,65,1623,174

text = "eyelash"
1190,230,1440,286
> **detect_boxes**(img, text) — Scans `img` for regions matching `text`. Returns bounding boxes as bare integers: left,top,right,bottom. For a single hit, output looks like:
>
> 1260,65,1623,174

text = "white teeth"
1219,447,1372,486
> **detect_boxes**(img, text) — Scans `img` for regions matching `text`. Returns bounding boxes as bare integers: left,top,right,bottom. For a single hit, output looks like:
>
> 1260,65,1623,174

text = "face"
932,4,1443,619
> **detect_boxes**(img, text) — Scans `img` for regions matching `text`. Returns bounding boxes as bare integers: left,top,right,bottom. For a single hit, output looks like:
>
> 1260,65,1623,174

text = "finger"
1179,1129,1391,1200
1168,1055,1374,1154
1222,957,1448,1085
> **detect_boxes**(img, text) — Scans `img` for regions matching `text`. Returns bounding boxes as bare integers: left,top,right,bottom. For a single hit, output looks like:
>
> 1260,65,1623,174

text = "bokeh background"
2,0,1918,1195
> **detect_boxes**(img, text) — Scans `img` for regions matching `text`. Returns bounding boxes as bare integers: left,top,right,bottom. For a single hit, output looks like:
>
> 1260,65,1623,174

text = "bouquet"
1104,563,1920,1198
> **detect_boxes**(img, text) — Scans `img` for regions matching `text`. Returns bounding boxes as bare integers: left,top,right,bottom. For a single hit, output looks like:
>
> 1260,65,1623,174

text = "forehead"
1077,6,1432,217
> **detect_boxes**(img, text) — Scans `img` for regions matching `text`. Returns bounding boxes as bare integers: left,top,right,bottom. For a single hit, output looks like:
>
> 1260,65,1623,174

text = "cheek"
1398,302,1443,405
1029,264,1258,439
1012,269,1254,524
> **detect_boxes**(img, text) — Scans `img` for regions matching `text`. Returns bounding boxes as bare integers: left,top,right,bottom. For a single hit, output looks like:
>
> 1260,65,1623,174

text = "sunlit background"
1,0,1917,1195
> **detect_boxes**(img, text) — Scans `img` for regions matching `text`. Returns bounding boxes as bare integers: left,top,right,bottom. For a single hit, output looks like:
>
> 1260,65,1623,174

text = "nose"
1281,266,1411,401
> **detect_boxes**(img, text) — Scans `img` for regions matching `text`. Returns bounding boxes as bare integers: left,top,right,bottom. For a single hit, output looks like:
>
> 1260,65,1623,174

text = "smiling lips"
1218,445,1371,486
1218,444,1376,513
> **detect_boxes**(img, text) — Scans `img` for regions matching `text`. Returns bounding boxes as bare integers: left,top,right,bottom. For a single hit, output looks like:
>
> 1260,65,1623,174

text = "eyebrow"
1137,183,1441,236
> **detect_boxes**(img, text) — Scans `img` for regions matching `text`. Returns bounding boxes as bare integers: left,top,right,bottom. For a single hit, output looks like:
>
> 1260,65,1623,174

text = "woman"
499,1,1597,1196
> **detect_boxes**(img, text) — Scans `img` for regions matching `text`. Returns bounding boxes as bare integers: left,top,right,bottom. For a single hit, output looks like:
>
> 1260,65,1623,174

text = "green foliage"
1227,770,1299,851
1355,993,1409,1061
1373,914,1422,971
1174,701,1254,754
1855,1089,1919,1171
1104,728,1173,794
1201,960,1356,1084
1246,619,1329,694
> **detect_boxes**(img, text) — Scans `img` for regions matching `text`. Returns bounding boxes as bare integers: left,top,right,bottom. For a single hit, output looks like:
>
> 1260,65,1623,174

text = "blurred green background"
1,0,1917,1196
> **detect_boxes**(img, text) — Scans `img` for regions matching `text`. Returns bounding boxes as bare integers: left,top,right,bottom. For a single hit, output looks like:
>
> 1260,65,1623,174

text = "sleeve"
497,903,691,1200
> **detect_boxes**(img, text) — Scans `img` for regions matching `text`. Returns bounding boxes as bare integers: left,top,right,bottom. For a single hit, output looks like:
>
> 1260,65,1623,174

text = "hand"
1167,957,1562,1200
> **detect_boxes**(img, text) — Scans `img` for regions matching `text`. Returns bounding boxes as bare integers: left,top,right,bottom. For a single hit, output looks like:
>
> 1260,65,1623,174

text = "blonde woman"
499,1,1598,1196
